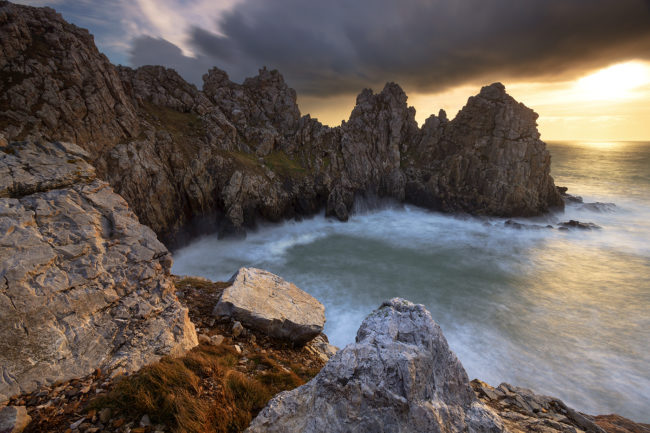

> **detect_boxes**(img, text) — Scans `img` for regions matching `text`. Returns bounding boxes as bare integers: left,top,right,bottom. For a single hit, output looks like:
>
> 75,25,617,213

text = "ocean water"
172,141,650,421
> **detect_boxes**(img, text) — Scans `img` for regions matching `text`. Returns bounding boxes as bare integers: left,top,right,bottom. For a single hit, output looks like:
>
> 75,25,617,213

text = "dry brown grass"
90,342,315,433
175,277,231,293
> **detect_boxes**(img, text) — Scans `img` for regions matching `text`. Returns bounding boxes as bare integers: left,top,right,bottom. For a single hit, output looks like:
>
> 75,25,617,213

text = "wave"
172,189,650,422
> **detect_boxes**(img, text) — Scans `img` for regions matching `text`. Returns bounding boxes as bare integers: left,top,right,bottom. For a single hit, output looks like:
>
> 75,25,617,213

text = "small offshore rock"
0,406,31,433
214,268,325,344
505,220,551,230
560,220,601,230
579,202,616,213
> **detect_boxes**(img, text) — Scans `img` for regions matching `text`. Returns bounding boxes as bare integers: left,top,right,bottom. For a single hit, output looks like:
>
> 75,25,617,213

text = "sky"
16,0,650,141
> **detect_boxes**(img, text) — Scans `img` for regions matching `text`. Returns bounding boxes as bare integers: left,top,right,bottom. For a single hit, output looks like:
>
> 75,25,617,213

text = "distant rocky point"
0,0,562,245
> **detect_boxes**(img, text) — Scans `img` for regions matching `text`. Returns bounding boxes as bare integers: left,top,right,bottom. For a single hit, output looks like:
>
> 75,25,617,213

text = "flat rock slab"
213,268,325,344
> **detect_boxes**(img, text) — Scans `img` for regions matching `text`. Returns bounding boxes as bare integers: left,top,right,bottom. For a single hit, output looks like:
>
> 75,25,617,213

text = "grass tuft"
90,343,315,433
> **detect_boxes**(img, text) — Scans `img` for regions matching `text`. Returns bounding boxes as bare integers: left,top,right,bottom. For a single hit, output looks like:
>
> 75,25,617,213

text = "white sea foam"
172,141,650,421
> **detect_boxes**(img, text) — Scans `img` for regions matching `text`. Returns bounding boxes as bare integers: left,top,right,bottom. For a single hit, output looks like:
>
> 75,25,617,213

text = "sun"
573,61,650,102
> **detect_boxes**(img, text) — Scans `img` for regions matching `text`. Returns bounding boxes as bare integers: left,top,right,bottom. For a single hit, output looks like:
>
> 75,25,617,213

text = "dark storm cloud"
129,0,650,94
130,36,216,85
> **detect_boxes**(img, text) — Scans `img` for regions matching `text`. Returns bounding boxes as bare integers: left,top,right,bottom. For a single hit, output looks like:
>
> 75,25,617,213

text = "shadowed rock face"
0,139,197,401
0,2,138,155
245,298,505,433
0,1,563,243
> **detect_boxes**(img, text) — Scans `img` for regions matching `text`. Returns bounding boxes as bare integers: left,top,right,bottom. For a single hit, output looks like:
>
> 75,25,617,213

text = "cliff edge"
0,1,563,243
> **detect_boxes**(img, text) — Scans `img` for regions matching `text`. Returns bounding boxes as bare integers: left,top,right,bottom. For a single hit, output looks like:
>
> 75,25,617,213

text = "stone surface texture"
213,267,325,344
0,406,31,433
1,1,562,244
472,380,610,433
246,298,505,433
0,140,197,401
404,83,564,216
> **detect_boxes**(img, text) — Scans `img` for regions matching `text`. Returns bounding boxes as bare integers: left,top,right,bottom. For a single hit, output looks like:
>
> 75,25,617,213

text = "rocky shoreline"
2,276,648,433
1,0,563,244
0,1,647,432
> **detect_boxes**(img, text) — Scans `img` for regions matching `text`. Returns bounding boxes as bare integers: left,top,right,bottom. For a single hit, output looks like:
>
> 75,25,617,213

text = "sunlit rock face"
0,1,562,242
246,298,505,433
0,140,197,401
404,82,564,216
213,267,325,344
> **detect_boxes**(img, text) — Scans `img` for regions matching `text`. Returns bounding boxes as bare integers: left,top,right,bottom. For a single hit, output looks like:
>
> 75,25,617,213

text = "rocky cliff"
0,1,563,244
0,138,197,401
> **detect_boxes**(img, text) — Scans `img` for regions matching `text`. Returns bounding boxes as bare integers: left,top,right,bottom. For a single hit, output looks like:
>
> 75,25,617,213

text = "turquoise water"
173,141,650,421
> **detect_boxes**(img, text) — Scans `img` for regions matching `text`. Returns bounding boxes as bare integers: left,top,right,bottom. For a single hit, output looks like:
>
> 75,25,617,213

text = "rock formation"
246,298,505,433
0,1,563,244
404,83,564,216
471,380,608,433
0,139,197,401
213,267,326,344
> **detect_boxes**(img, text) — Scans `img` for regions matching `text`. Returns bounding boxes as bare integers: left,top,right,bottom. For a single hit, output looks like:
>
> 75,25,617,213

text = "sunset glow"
573,61,650,102
310,61,650,142
17,0,650,142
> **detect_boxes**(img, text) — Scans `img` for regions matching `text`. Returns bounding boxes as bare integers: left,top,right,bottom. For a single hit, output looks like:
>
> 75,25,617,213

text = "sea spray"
173,141,650,421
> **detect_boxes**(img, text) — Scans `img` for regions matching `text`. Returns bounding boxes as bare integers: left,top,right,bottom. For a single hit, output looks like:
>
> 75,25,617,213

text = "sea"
172,141,650,422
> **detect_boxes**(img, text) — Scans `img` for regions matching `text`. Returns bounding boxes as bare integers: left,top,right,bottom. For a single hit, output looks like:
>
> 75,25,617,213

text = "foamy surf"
173,141,650,422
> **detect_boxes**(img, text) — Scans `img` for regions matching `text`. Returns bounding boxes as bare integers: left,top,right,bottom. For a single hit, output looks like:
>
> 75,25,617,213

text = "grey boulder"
213,267,325,344
246,298,505,433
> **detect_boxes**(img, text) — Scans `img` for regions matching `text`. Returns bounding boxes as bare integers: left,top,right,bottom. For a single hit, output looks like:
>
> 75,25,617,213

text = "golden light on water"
579,141,623,150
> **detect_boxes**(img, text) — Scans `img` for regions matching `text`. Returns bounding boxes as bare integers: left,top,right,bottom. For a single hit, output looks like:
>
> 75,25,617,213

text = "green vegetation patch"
263,151,308,178
140,102,206,156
